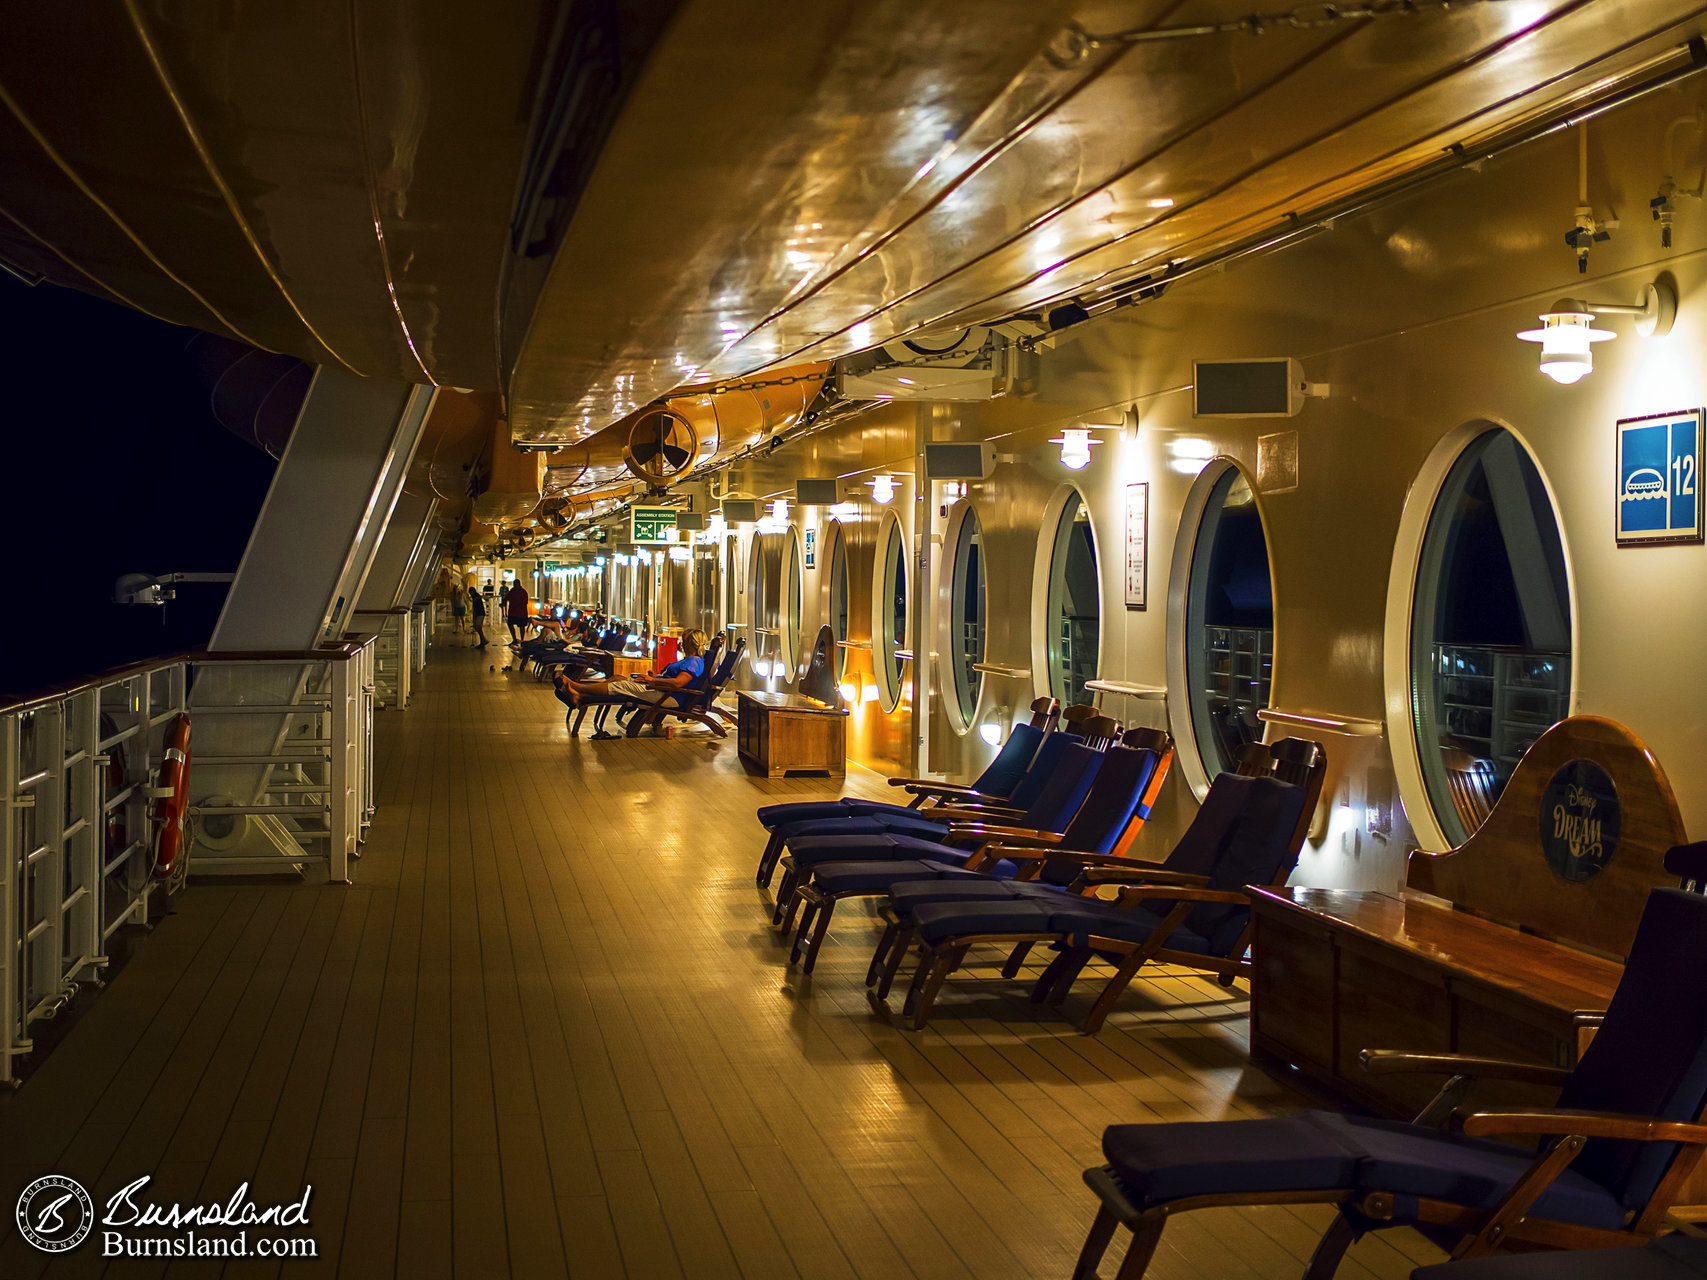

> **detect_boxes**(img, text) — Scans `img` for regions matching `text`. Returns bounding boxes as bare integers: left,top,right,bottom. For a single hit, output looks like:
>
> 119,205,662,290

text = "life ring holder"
147,714,192,881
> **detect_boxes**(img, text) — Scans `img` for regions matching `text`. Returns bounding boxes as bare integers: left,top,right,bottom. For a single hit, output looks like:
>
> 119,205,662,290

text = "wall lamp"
1518,280,1677,384
1048,427,1102,470
869,474,897,503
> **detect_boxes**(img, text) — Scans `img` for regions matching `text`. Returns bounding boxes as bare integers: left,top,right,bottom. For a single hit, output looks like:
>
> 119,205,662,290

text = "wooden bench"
1250,716,1687,1117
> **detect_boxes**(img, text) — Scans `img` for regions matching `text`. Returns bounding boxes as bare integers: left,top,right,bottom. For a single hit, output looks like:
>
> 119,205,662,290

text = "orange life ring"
151,714,192,879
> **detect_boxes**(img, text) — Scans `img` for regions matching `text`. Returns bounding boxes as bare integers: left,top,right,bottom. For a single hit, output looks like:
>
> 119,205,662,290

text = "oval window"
1184,466,1274,778
943,503,985,730
826,521,850,678
1044,491,1100,707
1412,428,1571,844
782,530,804,677
873,512,908,712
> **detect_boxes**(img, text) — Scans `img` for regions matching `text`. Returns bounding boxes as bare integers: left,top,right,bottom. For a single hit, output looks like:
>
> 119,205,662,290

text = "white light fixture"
978,722,1003,746
869,474,896,503
940,480,967,503
838,681,857,703
1517,281,1676,385
1049,427,1100,470
771,498,789,522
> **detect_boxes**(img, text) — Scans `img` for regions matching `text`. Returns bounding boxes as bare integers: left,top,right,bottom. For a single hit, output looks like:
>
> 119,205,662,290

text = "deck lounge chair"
783,729,1175,973
752,695,1059,838
1072,883,1707,1280
891,738,1326,1032
754,720,1088,891
768,733,1109,931
621,635,746,738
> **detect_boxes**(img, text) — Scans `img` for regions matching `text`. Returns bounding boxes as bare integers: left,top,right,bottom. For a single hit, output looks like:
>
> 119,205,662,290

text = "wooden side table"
736,691,847,777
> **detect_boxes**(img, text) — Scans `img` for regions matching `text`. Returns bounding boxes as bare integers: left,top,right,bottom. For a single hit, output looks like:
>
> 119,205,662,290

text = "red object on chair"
653,637,679,673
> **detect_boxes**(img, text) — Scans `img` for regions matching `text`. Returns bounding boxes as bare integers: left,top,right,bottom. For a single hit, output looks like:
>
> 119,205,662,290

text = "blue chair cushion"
1323,1113,1627,1231
756,798,920,830
1046,901,1215,957
786,833,971,871
1102,1113,1361,1206
890,879,1072,912
1100,1111,1627,1231
1410,1234,1707,1279
910,899,1059,946
775,812,951,843
811,859,1009,896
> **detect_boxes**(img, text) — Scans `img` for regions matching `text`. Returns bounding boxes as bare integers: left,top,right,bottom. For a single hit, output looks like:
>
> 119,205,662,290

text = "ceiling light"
1517,281,1676,385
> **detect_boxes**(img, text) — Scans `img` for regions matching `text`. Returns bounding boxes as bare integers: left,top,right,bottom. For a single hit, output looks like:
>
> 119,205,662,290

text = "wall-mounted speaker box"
1193,357,1305,418
720,498,760,523
674,512,706,532
923,441,998,480
795,478,839,505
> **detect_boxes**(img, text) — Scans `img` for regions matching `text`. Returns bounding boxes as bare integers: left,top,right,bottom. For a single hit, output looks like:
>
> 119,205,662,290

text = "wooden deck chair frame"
894,738,1327,1033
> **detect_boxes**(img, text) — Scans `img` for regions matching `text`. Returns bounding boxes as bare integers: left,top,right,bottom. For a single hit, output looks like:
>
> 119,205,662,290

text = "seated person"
553,629,707,712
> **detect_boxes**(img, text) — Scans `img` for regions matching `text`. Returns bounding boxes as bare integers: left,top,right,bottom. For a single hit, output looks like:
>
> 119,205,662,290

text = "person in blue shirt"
552,629,707,714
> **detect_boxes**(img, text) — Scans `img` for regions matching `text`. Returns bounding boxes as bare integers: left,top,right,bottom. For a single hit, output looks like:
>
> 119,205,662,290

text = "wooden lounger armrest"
1357,1051,1573,1088
1078,867,1212,889
1462,1109,1707,1145
941,824,1061,847
1113,885,1250,908
927,804,1027,823
892,779,983,798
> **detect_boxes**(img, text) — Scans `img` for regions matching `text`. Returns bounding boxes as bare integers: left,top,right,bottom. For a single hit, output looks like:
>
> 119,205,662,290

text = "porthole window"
724,536,739,630
942,503,985,730
826,522,850,678
749,535,782,677
1184,465,1274,777
1044,491,1100,707
782,529,804,677
873,511,908,711
1412,428,1571,844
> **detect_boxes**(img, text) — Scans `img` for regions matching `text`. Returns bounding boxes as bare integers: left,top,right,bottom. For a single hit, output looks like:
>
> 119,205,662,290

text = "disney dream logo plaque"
1539,759,1622,883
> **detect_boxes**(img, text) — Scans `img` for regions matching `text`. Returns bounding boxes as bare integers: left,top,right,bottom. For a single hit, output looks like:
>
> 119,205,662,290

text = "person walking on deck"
470,585,488,649
506,579,530,646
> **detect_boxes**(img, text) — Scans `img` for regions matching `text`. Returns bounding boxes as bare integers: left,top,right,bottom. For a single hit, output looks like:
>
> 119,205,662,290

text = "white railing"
1,659,184,1083
0,634,377,1083
187,636,377,882
353,608,411,707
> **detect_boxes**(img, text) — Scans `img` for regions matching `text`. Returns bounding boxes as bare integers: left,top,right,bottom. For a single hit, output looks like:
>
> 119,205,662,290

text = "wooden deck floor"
0,645,1443,1278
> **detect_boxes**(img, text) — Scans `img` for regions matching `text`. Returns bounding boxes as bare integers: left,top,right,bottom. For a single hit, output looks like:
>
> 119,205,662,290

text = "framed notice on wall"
1616,408,1704,546
1124,482,1148,610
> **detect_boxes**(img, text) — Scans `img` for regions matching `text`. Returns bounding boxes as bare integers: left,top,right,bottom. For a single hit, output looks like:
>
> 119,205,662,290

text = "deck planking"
0,643,1444,1278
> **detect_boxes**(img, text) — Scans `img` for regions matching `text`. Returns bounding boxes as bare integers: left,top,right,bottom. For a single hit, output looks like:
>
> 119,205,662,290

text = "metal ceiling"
5,2,1707,449
513,0,1707,442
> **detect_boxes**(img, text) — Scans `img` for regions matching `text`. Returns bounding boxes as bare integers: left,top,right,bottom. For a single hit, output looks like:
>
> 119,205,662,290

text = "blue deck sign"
1616,408,1704,546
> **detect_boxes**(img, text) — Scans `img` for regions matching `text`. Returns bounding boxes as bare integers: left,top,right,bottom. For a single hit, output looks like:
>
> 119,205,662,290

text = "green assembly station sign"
543,560,560,571
630,506,679,544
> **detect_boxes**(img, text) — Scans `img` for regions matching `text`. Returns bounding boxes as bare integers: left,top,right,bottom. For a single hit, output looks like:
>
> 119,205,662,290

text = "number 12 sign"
1616,408,1704,546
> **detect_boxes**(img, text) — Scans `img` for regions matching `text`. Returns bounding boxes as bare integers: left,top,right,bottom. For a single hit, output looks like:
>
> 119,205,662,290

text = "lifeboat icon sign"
1621,467,1667,501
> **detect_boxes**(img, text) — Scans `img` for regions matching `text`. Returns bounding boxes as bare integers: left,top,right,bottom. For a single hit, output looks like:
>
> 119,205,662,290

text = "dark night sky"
0,274,277,697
